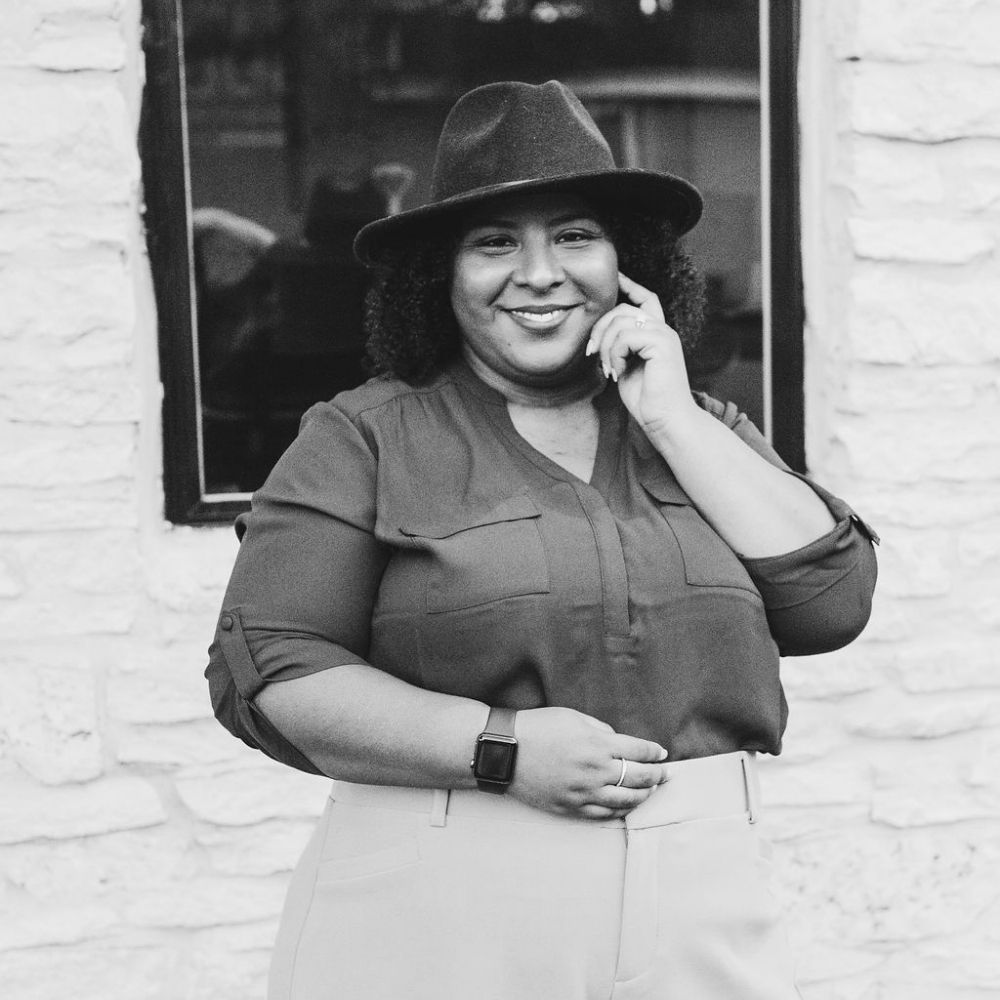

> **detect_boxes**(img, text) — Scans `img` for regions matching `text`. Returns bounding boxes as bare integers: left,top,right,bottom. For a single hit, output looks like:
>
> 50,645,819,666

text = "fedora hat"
353,79,702,265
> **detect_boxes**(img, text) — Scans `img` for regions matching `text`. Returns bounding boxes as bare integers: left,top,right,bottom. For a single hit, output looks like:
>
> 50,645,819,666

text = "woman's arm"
254,663,670,820
591,272,834,557
642,405,835,557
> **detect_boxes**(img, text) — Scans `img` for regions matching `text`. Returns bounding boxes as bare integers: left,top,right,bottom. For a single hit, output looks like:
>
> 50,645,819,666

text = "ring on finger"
634,316,647,329
614,757,629,788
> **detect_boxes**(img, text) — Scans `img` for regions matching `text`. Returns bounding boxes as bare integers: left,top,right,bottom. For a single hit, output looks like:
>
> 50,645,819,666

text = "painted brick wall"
0,1,997,998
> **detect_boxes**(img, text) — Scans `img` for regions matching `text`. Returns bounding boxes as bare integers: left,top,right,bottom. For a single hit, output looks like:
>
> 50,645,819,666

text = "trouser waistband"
330,750,761,830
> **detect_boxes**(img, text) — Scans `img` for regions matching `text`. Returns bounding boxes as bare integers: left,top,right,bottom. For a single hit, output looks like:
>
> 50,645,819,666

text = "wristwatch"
471,706,518,794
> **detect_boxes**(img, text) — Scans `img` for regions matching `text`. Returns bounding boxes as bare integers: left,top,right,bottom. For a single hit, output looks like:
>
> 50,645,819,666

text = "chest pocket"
398,493,550,614
640,474,759,595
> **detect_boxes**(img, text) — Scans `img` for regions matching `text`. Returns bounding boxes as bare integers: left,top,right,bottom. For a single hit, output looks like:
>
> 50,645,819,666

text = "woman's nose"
513,239,565,290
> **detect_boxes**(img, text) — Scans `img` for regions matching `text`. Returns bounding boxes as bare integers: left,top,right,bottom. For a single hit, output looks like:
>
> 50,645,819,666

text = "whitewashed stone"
872,746,1000,827
0,660,102,784
884,641,1000,694
784,826,1000,945
847,692,1000,740
123,875,285,928
837,364,999,416
0,593,137,639
850,62,1000,140
0,482,139,531
0,944,178,1000
107,654,215,724
196,818,314,876
0,895,118,950
846,263,1000,366
175,764,327,826
115,720,245,767
0,423,136,487
0,81,136,206
762,757,872,808
834,410,1000,483
5,529,141,596
851,136,1000,215
849,0,1000,66
792,943,884,986
1,827,184,898
0,556,25,597
957,522,1000,568
782,646,883,701
0,775,166,843
30,31,126,73
143,528,241,613
0,371,142,425
848,218,994,264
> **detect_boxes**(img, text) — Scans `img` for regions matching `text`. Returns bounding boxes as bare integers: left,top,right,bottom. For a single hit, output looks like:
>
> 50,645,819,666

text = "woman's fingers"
608,757,669,790
613,734,670,764
587,308,680,382
618,271,665,321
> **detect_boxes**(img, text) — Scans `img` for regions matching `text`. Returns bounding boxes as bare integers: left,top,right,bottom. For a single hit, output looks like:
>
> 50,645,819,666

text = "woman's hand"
586,272,699,437
508,706,670,820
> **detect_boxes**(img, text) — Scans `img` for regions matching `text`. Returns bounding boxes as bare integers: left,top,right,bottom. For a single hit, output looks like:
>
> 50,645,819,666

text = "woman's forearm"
646,406,836,558
255,662,490,786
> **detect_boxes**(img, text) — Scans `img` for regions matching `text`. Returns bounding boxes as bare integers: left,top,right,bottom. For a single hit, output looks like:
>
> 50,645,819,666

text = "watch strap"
483,705,517,740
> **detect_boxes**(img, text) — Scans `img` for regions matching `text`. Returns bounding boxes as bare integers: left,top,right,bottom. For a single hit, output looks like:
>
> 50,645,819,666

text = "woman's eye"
557,229,597,244
473,234,516,250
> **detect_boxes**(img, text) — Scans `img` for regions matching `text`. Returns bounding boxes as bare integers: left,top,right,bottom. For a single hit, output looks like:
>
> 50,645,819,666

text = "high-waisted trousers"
268,751,801,1000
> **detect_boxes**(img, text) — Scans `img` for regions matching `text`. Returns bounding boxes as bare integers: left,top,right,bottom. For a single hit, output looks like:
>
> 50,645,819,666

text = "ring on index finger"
614,758,629,788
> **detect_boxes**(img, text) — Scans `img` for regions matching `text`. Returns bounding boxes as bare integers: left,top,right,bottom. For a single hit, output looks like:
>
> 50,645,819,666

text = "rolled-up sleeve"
204,401,390,773
739,472,878,655
696,393,880,656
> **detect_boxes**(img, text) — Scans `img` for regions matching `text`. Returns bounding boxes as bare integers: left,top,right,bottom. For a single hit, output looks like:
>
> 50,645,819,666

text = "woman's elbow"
771,557,877,656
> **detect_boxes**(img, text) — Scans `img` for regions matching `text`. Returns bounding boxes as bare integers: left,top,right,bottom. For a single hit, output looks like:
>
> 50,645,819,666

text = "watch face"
475,739,516,782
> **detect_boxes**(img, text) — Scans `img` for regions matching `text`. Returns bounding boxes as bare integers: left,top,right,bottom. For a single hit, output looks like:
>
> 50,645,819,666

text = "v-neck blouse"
206,360,879,775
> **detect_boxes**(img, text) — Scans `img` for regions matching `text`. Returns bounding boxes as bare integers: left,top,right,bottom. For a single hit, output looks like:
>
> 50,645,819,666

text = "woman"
207,80,878,1000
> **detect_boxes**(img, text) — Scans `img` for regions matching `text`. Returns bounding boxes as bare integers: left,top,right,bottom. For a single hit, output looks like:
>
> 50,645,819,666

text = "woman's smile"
502,302,583,331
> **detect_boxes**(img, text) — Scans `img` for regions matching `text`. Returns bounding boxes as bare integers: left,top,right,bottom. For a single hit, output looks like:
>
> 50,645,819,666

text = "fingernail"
610,367,618,383
602,362,611,379
585,340,595,356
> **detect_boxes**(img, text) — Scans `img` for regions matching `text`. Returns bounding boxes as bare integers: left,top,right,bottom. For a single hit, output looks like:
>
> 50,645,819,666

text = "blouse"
206,358,879,775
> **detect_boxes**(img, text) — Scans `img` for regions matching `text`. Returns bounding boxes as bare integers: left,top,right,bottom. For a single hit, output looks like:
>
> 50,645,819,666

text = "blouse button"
220,614,234,631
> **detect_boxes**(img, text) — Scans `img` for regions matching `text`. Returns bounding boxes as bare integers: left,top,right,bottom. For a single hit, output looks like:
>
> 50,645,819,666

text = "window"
141,0,802,524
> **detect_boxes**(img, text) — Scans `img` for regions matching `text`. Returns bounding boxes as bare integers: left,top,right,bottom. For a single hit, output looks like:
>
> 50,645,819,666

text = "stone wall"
0,1,997,997
776,2,1000,997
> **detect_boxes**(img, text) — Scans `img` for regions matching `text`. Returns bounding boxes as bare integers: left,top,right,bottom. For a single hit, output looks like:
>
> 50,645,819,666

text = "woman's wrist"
639,400,707,461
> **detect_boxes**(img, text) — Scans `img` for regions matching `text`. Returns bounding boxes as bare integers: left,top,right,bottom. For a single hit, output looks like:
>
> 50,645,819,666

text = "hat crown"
431,80,616,202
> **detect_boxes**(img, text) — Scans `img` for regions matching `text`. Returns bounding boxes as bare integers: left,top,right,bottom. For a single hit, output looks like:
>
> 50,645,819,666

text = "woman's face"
450,191,619,389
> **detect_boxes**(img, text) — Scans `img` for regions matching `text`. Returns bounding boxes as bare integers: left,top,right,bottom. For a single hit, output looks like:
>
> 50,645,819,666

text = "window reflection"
182,0,762,495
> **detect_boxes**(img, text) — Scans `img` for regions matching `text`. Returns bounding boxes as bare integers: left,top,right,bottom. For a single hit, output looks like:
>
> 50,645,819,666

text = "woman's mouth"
505,305,579,327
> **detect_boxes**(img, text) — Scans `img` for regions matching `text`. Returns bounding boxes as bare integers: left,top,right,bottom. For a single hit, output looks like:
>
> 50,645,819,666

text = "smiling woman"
204,79,878,999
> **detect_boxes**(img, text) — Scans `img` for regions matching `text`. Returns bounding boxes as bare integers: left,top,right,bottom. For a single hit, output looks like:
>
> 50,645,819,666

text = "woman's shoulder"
312,370,458,424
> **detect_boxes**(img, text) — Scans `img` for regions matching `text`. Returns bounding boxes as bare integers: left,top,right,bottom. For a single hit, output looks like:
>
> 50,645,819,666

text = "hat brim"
353,168,702,266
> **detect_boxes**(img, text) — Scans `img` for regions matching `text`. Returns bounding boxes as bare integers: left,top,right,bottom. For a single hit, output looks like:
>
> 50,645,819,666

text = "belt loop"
429,788,450,827
740,752,761,825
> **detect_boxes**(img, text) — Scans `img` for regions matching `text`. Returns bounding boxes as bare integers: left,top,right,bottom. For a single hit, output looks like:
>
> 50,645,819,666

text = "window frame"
141,0,804,526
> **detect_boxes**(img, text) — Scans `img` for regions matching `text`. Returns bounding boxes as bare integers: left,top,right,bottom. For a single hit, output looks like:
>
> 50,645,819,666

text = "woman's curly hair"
362,203,705,383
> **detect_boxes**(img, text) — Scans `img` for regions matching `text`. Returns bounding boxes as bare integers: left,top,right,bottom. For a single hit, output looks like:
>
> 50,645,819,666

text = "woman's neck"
461,345,604,409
